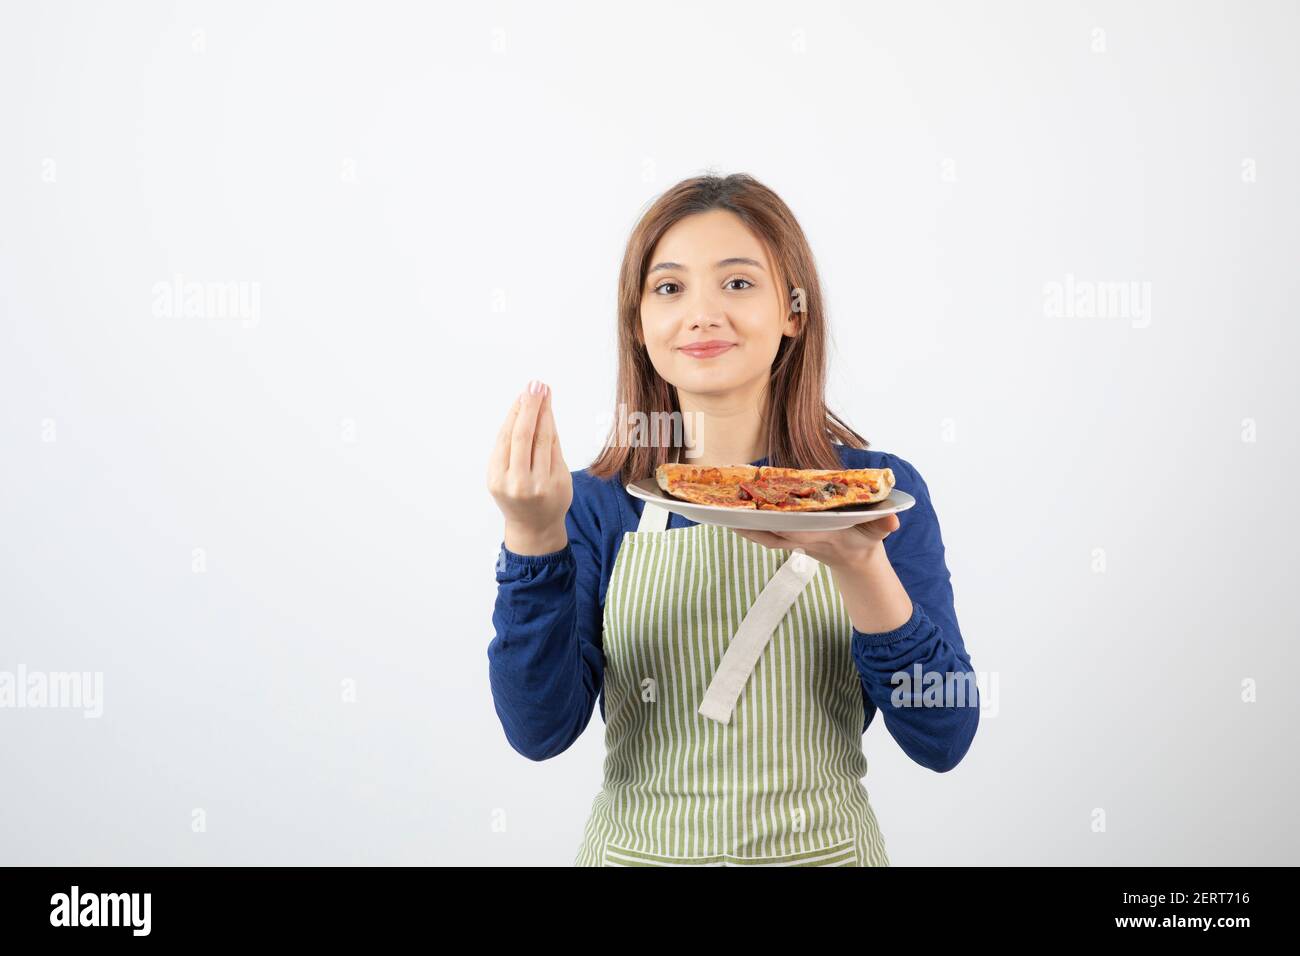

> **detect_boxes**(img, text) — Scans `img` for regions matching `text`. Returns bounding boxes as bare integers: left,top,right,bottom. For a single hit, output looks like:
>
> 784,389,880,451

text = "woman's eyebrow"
648,257,766,274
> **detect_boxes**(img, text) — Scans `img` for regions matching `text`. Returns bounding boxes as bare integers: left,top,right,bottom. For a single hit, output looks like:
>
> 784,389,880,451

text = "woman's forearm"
829,545,914,635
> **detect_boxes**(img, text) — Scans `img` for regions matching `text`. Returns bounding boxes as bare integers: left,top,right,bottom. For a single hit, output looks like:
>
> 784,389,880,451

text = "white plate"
626,477,916,532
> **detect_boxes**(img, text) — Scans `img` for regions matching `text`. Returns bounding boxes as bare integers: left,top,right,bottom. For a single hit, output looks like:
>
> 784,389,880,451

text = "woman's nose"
681,283,725,318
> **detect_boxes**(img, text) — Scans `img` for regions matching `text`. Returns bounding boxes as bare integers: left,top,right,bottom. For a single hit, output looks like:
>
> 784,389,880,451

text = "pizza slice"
653,465,761,510
655,462,894,512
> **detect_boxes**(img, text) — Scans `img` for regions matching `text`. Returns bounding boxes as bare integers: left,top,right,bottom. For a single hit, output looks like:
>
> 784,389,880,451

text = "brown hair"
587,172,869,486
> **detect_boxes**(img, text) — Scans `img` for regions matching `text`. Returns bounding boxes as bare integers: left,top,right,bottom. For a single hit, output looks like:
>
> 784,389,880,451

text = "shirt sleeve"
486,481,606,761
851,455,980,773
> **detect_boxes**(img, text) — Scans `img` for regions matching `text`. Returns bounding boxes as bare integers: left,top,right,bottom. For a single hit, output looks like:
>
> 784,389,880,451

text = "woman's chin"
675,374,746,397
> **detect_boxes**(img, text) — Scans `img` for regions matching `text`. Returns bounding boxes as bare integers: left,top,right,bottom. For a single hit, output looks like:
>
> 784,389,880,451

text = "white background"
1,0,1296,864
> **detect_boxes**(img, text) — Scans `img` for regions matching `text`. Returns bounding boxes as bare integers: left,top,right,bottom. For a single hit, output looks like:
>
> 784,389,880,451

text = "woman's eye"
652,278,752,295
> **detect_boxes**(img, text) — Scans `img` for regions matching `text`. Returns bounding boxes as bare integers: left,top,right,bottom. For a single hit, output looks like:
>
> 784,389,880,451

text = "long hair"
587,172,869,486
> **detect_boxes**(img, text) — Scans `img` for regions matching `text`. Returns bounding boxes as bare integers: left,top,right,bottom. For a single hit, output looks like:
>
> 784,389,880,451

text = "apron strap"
637,501,670,533
698,548,820,724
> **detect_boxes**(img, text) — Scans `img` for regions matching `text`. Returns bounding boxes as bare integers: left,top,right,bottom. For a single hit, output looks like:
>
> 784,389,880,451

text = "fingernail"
529,380,541,395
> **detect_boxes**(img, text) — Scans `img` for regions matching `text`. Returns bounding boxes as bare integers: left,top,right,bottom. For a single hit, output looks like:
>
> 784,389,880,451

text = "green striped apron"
574,500,890,867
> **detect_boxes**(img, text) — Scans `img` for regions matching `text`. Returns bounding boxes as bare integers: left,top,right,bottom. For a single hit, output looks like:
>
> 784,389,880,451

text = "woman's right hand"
487,380,573,556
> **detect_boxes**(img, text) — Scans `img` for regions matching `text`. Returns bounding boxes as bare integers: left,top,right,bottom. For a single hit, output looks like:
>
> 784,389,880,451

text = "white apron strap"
637,501,670,533
698,548,820,725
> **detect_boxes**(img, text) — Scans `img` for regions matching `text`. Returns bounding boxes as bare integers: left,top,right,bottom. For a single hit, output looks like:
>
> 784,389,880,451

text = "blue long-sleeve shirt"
488,445,979,772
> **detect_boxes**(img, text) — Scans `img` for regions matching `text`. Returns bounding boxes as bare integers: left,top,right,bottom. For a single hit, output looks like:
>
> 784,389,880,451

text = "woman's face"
639,209,797,399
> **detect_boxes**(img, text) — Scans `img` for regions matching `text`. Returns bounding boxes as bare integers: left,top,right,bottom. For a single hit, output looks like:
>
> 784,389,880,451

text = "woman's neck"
674,379,768,467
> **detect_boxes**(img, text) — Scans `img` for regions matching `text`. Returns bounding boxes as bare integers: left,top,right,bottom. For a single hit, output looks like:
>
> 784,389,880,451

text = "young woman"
486,173,979,867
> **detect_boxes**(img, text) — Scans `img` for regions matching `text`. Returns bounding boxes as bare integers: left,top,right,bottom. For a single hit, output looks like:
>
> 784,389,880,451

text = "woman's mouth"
679,341,736,359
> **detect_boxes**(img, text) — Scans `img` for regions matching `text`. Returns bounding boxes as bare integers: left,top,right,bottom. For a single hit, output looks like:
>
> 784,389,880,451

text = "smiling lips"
679,340,735,359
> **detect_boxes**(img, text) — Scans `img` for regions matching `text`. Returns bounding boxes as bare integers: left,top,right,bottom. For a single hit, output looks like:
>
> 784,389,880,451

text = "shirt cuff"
851,601,929,647
495,541,573,575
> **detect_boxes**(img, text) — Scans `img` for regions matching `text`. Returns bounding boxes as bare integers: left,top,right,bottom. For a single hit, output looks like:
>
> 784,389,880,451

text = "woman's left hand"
731,513,901,571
